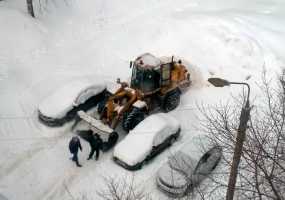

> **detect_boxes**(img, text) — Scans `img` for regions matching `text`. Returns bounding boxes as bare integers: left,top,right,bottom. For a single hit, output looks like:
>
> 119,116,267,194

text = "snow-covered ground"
0,0,284,199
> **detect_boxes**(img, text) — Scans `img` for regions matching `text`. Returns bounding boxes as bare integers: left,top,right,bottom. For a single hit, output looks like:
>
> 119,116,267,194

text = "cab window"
161,64,171,86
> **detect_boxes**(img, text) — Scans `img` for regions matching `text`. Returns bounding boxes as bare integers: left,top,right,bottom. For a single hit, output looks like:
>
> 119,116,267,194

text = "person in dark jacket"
69,136,83,167
101,131,119,151
87,132,103,160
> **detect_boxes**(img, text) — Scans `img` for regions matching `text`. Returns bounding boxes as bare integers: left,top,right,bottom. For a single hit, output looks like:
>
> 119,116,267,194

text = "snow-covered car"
156,143,222,197
113,113,181,170
38,79,106,126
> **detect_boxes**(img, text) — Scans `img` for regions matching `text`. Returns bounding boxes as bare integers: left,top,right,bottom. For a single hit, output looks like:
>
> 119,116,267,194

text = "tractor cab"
130,53,172,94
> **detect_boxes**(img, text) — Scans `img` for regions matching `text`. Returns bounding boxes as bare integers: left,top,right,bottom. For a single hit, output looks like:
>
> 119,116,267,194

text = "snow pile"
38,78,106,118
113,113,180,166
134,53,161,68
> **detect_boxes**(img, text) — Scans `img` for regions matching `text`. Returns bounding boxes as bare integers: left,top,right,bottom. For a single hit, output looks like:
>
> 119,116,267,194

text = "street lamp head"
208,78,230,87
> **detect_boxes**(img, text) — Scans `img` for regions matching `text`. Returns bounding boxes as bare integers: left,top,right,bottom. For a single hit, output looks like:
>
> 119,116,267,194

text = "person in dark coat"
87,132,103,160
69,136,83,167
102,131,119,151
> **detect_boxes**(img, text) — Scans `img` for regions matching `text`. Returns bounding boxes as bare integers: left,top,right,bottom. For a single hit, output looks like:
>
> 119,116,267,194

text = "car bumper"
38,110,65,127
113,157,142,171
156,176,187,198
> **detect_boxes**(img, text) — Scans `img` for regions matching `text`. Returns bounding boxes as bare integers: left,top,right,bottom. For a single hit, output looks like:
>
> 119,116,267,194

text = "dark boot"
73,153,82,167
72,154,76,162
95,148,100,160
88,148,95,160
75,159,82,167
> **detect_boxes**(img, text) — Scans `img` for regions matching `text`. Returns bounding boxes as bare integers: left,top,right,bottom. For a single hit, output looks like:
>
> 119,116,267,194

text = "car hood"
113,133,154,166
38,79,106,118
157,162,188,189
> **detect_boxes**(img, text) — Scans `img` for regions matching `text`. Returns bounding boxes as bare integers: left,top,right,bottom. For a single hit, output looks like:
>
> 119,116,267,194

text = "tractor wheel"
122,108,144,132
97,92,111,114
97,99,106,114
163,90,181,112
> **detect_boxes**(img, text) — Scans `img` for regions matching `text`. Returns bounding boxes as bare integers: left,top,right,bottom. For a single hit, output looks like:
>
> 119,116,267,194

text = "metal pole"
226,82,250,200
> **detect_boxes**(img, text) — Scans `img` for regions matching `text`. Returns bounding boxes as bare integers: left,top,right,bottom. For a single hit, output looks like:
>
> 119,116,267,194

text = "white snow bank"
113,113,180,166
38,78,106,118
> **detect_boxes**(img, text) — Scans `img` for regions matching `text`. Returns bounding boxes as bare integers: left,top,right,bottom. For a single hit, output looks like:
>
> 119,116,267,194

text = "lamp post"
208,78,251,200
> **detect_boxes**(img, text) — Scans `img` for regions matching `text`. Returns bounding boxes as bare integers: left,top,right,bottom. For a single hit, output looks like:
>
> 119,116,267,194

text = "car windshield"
131,65,143,88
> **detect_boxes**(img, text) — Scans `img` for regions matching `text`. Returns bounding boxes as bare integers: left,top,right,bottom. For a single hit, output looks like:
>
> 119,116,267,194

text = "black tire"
97,92,111,114
122,108,144,132
163,90,181,112
97,99,106,114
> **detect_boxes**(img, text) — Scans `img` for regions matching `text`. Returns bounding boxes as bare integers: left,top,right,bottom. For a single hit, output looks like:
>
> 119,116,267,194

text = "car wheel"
97,100,106,114
97,98,108,115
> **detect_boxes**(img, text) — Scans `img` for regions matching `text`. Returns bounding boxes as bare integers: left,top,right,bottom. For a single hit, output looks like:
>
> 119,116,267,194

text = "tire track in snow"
0,126,71,180
40,166,79,200
0,145,46,184
0,55,8,81
0,133,74,200
205,15,265,80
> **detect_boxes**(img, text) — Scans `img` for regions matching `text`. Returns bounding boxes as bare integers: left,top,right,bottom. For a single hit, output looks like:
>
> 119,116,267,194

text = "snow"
134,53,161,69
132,100,147,109
38,78,106,118
0,0,285,199
106,81,121,94
113,113,180,166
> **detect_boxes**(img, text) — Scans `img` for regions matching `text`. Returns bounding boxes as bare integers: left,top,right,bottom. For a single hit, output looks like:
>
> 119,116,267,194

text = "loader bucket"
77,110,114,134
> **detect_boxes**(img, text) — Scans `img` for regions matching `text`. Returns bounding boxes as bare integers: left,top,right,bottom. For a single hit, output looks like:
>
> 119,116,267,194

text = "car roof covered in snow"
113,113,180,166
134,53,161,69
38,78,106,119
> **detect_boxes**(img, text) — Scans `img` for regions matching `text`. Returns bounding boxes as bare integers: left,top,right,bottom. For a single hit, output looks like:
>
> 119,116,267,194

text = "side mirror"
130,61,133,68
116,78,121,84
